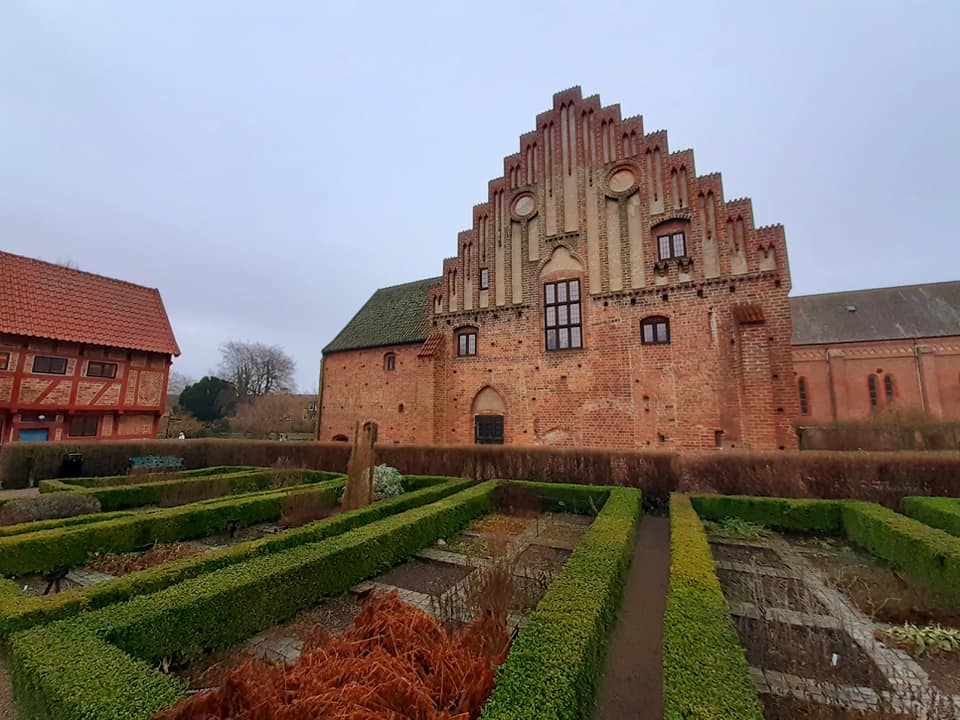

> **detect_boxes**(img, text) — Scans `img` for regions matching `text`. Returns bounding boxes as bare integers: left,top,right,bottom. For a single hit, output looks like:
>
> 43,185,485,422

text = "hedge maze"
2,455,958,720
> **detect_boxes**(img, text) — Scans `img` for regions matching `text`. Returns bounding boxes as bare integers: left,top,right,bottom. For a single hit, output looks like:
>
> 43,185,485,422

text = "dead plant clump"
156,591,511,720
279,491,337,528
469,514,527,537
86,542,204,576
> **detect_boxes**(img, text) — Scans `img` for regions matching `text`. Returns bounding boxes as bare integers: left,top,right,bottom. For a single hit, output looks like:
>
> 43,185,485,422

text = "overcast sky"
2,2,958,390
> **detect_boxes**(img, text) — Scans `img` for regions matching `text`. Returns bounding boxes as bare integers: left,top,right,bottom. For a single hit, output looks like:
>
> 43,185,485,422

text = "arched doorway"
471,386,506,444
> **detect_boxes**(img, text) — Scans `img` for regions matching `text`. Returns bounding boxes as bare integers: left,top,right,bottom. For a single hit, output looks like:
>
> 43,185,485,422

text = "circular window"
608,167,636,193
513,194,535,218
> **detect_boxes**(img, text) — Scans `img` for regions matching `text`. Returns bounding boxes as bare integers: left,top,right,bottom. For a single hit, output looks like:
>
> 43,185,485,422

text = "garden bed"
695,495,960,719
9,481,640,720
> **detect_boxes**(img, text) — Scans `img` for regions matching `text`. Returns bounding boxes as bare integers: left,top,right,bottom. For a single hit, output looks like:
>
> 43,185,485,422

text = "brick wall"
794,336,960,422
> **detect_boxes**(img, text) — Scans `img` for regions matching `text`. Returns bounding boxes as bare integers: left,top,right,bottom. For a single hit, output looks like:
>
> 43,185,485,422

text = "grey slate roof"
791,281,960,345
323,276,441,354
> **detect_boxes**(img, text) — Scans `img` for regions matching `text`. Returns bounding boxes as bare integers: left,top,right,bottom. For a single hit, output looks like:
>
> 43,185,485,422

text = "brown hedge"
2,441,958,504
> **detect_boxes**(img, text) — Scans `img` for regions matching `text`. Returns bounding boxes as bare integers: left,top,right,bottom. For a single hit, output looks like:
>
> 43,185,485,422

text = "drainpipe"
913,337,927,415
825,349,838,422
314,356,325,441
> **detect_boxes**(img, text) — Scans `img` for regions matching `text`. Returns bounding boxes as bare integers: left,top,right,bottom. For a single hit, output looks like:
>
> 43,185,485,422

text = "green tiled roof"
323,276,441,354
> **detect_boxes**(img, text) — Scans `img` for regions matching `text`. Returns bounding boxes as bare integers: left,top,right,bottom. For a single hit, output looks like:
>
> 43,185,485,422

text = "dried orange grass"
156,591,511,720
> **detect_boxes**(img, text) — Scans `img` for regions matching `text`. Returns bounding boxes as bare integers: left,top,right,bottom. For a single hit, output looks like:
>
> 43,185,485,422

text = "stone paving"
711,535,960,716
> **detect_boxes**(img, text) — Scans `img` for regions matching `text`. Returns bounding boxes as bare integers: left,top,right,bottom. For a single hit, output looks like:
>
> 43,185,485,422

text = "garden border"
10,482,499,719
902,496,960,538
662,494,763,720
691,494,960,600
37,468,341,512
0,476,470,638
480,484,642,720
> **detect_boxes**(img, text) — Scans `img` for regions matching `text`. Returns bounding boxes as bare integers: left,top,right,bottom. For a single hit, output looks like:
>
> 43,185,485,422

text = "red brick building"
319,87,798,450
791,282,960,423
0,251,180,444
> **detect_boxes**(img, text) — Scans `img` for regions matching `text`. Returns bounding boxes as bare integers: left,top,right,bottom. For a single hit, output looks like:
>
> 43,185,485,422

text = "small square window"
479,268,489,290
32,356,68,375
69,415,99,437
0,352,9,371
86,361,118,379
641,317,671,345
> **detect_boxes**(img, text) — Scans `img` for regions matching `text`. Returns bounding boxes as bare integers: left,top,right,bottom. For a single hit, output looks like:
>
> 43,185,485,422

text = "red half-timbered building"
0,251,180,444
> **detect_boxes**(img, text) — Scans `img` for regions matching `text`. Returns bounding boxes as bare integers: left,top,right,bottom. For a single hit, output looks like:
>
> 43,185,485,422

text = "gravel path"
593,515,670,720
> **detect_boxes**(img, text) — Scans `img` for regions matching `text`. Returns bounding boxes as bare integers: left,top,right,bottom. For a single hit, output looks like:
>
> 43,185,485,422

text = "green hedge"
10,482,497,719
902,496,960,538
663,495,763,720
38,468,341,512
691,494,960,605
0,477,472,638
841,501,960,599
0,478,352,576
51,466,258,489
690,494,844,533
480,487,641,720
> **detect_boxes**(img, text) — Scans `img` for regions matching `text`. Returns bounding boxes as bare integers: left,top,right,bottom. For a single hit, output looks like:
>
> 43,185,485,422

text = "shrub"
902,496,960,538
39,468,340,512
0,478,346,576
663,495,763,720
690,495,844,534
279,490,338,527
480,487,642,720
841,502,960,600
9,483,499,719
66,466,257,489
372,464,404,500
0,494,102,526
0,477,472,638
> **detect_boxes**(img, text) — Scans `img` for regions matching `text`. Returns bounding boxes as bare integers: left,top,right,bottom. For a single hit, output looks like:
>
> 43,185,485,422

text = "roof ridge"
0,250,161,293
791,279,960,300
375,275,443,292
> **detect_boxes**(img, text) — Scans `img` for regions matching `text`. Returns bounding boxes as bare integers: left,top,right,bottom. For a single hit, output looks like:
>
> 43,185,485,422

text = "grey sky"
2,2,958,390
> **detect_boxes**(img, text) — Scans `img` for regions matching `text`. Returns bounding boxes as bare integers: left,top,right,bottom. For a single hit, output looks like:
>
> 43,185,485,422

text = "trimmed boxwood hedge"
50,466,258,489
841,501,960,599
10,482,498,719
480,486,642,720
663,494,763,720
690,494,844,533
692,494,960,603
0,478,351,577
0,476,472,638
38,468,341,512
902,496,960,538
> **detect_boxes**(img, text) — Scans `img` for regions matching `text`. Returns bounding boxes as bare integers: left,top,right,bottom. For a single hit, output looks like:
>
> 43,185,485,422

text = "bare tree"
230,393,312,437
218,341,296,401
166,371,195,395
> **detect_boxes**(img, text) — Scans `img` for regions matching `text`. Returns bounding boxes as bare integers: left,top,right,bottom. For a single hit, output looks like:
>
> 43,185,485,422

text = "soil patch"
534,521,589,549
759,693,906,720
377,558,474,596
514,544,570,575
718,568,826,613
469,514,529,536
795,540,960,627
711,542,788,570
735,617,889,689
594,516,670,720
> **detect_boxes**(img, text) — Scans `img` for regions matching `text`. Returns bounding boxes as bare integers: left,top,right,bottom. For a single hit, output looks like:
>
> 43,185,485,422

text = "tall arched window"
798,377,809,416
384,353,396,371
884,374,895,403
867,374,879,409
640,316,670,345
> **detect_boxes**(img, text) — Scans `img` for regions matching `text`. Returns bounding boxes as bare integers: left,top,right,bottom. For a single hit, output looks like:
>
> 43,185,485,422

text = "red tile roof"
417,334,444,357
0,251,180,355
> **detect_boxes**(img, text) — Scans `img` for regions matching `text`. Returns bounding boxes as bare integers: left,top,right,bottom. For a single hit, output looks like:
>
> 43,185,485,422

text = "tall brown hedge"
2,440,958,506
